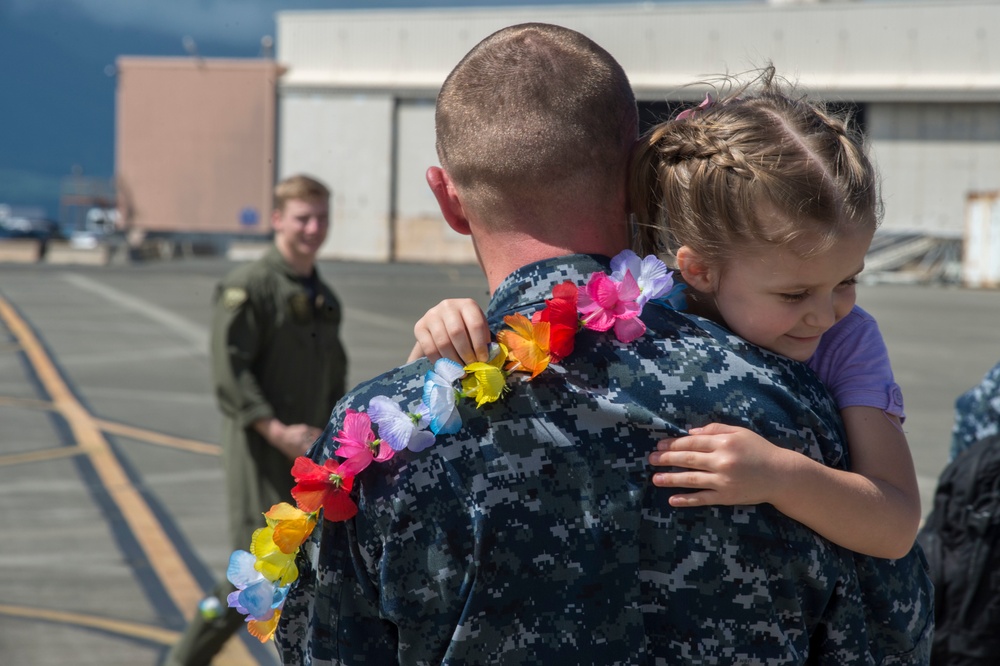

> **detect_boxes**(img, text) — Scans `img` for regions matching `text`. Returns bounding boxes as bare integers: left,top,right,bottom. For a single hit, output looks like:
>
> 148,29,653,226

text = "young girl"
409,69,921,560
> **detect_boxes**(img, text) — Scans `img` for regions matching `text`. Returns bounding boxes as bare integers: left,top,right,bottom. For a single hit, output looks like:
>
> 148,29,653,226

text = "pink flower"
334,409,395,476
577,270,646,343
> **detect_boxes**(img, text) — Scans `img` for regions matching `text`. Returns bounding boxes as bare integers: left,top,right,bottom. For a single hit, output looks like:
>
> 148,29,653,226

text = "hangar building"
273,0,1000,273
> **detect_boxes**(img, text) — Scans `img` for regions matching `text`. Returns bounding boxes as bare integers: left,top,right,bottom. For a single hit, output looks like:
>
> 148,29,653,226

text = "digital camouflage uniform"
167,246,347,665
277,254,931,666
949,360,1000,461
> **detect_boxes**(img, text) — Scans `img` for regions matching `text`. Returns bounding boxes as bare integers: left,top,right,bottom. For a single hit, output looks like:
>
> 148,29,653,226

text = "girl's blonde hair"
631,67,882,267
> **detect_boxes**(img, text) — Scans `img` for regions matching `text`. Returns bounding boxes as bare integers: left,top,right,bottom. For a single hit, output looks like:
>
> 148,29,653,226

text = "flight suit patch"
289,293,312,323
222,287,248,311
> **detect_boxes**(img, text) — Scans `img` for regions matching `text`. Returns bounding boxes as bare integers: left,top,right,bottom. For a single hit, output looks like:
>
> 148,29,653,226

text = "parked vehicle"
0,215,61,241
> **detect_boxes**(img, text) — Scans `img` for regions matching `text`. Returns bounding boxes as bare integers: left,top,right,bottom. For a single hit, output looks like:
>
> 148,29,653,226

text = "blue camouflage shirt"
277,254,932,665
949,360,1000,461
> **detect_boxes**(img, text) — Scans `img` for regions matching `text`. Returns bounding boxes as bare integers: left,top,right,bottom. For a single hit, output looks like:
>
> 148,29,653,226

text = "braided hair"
630,67,882,267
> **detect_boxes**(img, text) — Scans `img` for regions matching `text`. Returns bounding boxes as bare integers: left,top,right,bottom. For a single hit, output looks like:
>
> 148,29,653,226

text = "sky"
0,0,741,221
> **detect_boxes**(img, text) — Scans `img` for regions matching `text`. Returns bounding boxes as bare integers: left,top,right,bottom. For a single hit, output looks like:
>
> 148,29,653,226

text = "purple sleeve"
806,306,905,420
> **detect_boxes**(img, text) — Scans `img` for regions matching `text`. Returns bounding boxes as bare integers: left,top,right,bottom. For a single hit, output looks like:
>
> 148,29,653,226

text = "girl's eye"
837,277,859,289
779,292,808,303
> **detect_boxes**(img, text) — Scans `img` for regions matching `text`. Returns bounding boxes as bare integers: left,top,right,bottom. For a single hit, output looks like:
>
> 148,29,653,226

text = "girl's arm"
406,298,491,365
649,407,921,559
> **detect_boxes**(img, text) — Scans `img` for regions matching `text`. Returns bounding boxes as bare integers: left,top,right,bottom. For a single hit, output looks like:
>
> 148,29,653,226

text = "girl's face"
689,224,874,362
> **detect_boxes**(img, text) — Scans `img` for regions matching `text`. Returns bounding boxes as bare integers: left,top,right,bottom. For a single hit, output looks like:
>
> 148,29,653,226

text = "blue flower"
423,358,464,435
225,550,289,621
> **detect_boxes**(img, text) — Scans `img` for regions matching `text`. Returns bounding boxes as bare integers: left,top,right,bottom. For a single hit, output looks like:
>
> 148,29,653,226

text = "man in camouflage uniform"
166,174,347,665
276,25,930,665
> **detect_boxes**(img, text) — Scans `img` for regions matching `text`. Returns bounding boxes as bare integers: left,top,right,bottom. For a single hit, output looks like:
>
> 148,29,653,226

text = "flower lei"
225,250,684,641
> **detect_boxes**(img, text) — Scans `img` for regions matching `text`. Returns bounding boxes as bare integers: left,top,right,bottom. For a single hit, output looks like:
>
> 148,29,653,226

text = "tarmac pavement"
0,256,997,665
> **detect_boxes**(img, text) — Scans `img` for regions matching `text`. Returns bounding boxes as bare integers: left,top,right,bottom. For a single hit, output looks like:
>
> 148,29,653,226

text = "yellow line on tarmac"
0,396,218,455
0,603,180,645
0,295,253,664
0,395,54,411
0,446,86,467
94,418,220,456
0,296,205,613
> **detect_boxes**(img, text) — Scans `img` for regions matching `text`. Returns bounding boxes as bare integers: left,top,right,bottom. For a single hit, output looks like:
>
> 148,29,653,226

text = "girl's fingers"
651,470,714,489
668,491,717,507
413,326,443,362
412,299,486,366
649,446,718,470
655,434,724,453
656,438,678,451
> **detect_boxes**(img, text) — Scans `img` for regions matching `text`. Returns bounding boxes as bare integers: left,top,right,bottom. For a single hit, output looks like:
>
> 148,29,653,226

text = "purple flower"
610,249,676,308
368,395,436,452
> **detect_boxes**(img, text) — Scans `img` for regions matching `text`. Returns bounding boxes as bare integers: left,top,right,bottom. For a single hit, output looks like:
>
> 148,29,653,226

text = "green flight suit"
165,246,347,666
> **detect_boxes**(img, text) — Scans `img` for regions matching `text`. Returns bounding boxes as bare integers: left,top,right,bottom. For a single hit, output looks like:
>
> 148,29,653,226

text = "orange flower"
497,314,551,378
263,502,318,554
248,609,281,643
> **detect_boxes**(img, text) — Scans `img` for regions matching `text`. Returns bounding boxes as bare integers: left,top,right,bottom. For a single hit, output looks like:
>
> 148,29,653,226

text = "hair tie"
676,93,714,121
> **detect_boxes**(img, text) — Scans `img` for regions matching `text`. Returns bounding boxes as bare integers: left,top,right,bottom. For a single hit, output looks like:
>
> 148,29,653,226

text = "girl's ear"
676,246,717,294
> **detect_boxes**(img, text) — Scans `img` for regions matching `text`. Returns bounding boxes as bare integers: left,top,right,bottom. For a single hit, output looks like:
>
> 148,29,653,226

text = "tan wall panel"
394,99,475,263
116,58,281,234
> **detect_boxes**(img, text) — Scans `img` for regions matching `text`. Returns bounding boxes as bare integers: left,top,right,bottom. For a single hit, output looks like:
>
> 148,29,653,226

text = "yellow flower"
462,344,509,408
251,525,299,586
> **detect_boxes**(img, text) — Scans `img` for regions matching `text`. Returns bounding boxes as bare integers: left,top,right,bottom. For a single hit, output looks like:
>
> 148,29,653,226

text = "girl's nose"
804,297,836,329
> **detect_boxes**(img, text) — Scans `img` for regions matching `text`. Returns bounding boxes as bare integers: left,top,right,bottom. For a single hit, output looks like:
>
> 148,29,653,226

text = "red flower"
290,457,358,522
531,281,579,361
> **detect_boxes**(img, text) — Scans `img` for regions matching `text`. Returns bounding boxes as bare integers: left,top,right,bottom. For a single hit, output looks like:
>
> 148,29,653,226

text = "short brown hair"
435,23,637,221
630,67,882,266
273,174,331,212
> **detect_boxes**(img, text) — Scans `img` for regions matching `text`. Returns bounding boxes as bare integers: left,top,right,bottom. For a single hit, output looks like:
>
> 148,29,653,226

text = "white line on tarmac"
60,273,209,352
82,385,212,405
56,345,204,367
62,274,416,344
343,305,417,334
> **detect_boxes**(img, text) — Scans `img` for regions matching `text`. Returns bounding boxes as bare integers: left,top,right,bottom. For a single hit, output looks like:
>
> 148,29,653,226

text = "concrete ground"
0,256,997,665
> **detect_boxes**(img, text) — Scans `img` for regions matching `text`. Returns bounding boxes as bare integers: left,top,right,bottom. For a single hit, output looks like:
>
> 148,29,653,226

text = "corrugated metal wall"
870,102,1000,237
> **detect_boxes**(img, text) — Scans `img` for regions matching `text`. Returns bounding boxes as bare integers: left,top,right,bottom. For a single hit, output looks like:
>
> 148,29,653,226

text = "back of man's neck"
480,236,627,295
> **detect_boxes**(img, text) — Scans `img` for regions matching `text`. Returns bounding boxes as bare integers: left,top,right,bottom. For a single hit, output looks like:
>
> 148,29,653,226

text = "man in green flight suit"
165,174,348,666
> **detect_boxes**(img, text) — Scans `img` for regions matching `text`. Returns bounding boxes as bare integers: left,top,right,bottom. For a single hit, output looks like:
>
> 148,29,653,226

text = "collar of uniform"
263,245,318,282
485,254,612,329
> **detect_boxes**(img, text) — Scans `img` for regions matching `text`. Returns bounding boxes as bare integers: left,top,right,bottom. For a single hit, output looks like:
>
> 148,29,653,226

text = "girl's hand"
648,423,792,507
408,298,491,365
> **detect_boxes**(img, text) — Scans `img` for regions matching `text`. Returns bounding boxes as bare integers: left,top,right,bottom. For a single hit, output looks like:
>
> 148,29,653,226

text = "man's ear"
676,246,717,294
426,167,471,236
